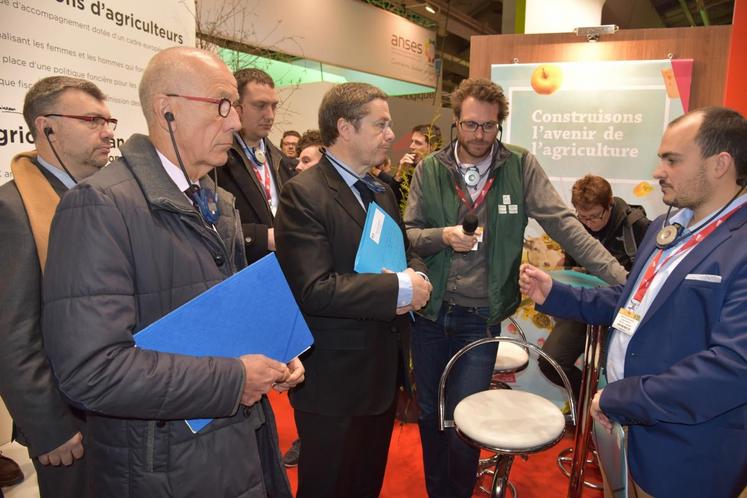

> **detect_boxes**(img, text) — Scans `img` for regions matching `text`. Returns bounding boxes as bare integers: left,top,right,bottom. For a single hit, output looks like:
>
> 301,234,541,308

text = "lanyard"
238,137,272,203
631,203,745,304
454,177,495,212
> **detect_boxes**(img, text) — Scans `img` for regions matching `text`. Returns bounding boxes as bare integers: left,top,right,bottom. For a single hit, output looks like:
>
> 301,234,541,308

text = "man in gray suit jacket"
0,76,116,497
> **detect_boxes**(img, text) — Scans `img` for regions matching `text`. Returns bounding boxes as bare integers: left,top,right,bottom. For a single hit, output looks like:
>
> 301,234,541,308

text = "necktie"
354,180,375,210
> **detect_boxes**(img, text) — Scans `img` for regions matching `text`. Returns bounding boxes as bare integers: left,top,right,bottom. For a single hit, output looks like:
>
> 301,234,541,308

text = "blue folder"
134,253,313,433
354,201,406,273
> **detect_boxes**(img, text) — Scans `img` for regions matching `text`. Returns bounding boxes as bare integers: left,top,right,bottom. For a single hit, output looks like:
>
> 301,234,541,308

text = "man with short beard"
0,76,115,498
404,78,627,498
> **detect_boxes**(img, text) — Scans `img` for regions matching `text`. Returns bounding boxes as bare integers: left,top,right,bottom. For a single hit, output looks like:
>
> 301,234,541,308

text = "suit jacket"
539,208,747,498
217,136,296,264
0,160,84,457
275,156,427,416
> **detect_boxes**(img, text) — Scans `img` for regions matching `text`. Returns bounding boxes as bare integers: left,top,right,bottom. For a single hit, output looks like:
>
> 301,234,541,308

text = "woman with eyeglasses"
539,174,651,401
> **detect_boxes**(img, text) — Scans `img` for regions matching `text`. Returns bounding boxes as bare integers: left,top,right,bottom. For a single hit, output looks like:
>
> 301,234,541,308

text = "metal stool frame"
438,337,577,498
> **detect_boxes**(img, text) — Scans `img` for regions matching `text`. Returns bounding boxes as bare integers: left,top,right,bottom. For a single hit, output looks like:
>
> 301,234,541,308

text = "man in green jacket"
404,78,627,498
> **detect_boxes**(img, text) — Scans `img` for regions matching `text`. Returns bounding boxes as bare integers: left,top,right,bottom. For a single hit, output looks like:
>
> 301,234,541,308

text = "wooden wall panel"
470,26,731,110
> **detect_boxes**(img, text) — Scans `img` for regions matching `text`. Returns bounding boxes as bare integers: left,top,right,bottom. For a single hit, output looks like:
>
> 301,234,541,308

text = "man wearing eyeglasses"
40,47,298,498
217,68,297,265
404,78,628,498
0,75,115,497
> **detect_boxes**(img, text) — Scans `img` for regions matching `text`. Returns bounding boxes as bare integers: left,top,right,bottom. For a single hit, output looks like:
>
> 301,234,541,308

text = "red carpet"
268,391,603,497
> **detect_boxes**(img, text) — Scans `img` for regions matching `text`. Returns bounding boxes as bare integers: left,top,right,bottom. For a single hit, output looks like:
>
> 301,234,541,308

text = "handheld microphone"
43,125,79,184
462,212,478,236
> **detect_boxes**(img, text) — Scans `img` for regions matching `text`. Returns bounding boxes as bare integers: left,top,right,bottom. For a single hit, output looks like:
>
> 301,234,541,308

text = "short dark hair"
686,107,747,186
318,83,388,146
451,78,509,123
234,67,275,100
281,130,301,142
571,174,613,209
23,76,106,139
412,124,442,150
297,129,322,153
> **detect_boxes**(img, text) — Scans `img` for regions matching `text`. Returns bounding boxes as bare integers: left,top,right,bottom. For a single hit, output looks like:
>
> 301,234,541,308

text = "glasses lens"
483,122,498,133
461,121,478,132
218,98,232,117
107,119,118,131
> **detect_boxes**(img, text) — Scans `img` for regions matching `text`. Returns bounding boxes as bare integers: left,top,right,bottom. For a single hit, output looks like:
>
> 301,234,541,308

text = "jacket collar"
120,134,231,214
626,205,747,330
435,139,512,172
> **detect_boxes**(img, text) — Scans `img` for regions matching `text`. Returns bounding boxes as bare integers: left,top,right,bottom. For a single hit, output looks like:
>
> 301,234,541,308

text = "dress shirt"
327,152,414,308
36,155,76,189
607,193,747,382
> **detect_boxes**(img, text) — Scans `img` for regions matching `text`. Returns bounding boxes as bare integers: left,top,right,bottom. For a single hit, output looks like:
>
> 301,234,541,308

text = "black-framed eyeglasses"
575,207,608,223
44,114,118,131
458,120,499,134
166,94,235,118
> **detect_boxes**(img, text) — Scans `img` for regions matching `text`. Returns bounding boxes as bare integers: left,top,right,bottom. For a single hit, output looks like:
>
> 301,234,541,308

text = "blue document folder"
134,253,313,433
354,201,406,273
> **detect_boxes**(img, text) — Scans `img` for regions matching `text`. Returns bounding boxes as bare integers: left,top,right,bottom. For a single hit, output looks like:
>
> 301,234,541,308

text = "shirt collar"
670,191,747,231
325,151,360,188
36,154,76,189
156,149,197,192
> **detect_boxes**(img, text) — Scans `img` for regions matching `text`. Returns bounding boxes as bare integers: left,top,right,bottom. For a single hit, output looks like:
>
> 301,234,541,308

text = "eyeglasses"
458,120,499,134
166,94,236,118
575,207,608,223
44,114,118,131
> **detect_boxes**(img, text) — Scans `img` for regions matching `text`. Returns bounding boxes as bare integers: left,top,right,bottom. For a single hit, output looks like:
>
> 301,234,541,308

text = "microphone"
462,212,478,236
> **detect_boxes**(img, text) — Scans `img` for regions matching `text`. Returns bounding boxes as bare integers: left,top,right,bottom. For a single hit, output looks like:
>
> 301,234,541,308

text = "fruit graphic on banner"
530,64,563,95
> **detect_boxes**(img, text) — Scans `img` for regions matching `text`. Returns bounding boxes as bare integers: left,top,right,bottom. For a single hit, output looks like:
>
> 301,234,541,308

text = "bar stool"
477,318,530,496
438,337,576,498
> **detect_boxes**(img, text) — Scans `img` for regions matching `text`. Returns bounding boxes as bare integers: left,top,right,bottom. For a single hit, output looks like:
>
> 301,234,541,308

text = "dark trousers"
412,304,500,498
294,400,396,498
539,319,588,402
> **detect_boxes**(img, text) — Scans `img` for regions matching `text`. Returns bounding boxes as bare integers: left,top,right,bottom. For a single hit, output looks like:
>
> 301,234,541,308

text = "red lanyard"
632,204,745,303
252,161,272,202
454,177,495,212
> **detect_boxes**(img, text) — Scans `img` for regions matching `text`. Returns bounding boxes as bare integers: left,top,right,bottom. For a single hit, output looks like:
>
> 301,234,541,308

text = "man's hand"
239,354,289,406
518,264,553,305
38,432,84,466
408,268,432,312
395,152,418,181
442,226,477,252
590,389,613,433
267,228,276,251
273,357,305,392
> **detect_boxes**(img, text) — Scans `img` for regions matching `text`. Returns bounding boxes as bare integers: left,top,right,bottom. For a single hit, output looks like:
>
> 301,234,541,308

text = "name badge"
471,227,484,251
611,307,641,336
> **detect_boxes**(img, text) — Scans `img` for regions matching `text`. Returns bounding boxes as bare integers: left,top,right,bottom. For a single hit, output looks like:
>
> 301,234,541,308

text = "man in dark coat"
0,75,116,497
42,47,303,498
217,68,296,265
275,82,432,498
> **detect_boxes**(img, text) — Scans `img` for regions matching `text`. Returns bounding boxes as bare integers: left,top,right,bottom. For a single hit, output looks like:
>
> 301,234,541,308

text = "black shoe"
282,439,300,468
0,454,24,487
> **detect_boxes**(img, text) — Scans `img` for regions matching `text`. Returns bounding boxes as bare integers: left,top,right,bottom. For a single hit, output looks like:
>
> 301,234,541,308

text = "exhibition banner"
197,0,437,88
0,0,196,184
490,59,692,406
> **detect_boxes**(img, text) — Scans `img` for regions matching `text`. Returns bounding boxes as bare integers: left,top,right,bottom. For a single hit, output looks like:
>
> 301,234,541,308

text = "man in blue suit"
519,106,747,498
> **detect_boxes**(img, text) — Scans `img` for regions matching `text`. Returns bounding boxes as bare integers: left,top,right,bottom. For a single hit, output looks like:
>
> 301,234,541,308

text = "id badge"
611,307,641,336
471,227,484,251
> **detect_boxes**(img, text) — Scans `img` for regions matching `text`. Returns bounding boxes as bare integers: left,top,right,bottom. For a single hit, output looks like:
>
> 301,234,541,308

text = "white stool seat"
454,390,565,450
493,342,529,371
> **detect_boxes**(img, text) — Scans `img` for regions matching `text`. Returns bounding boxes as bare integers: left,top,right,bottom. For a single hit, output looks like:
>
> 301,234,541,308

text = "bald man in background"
41,47,301,498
